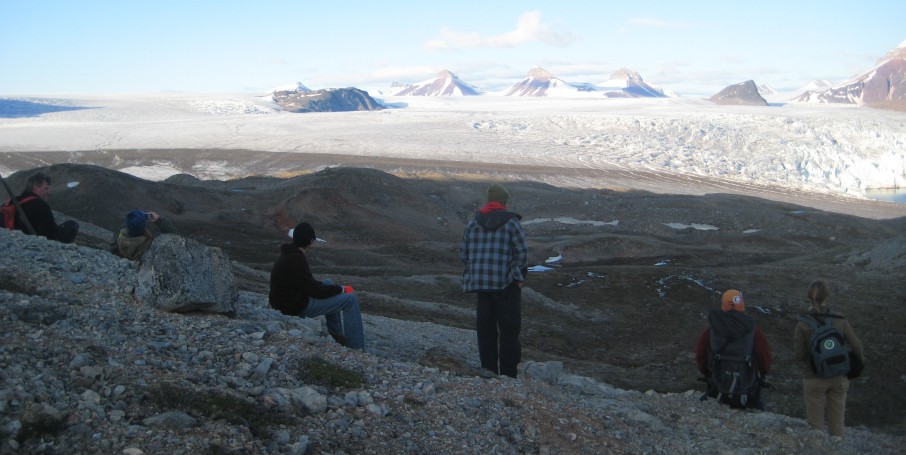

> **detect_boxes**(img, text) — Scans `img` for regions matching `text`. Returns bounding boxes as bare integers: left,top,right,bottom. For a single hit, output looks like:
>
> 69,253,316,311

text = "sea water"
864,188,906,204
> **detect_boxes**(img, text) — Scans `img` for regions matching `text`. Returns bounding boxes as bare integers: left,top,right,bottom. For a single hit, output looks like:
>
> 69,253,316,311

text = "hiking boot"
329,332,347,346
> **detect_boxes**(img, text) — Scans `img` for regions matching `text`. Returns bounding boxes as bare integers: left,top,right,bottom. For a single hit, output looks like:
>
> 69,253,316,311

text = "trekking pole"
0,172,36,235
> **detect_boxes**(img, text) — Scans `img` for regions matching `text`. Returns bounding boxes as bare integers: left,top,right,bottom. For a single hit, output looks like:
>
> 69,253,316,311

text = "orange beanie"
721,289,745,312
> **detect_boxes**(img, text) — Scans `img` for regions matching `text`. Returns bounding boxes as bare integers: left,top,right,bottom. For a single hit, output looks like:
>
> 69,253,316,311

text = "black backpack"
798,312,850,378
706,310,760,409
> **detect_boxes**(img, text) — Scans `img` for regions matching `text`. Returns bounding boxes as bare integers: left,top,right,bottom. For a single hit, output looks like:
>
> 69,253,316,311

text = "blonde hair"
807,279,830,311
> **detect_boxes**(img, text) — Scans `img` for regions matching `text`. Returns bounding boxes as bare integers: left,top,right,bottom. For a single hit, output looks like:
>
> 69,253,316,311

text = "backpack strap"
798,314,818,329
3,196,37,206
4,195,38,233
800,311,844,328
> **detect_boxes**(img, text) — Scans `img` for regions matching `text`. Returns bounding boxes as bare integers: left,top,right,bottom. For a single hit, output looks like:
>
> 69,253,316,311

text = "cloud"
424,11,578,51
627,17,693,29
719,56,747,64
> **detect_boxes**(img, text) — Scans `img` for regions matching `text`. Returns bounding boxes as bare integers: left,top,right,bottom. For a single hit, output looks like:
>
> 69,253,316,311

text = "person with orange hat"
694,289,772,409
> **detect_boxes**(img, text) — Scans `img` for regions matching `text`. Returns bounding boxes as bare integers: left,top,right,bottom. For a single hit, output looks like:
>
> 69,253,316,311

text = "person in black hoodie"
459,184,528,378
13,172,78,243
269,222,365,350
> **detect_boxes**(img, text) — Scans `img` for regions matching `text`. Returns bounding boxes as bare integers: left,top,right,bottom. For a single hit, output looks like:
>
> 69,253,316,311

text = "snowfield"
1,93,904,200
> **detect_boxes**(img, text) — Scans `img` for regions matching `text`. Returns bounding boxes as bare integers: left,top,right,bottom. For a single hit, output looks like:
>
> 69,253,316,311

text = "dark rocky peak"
273,87,384,113
709,80,769,106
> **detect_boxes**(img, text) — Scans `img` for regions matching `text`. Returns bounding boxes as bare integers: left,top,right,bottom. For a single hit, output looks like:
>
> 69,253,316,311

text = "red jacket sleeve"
694,328,710,376
754,328,772,375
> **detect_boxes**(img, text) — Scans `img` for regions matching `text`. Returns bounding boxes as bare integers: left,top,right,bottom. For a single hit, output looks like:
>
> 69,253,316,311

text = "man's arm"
509,220,528,282
694,329,710,375
754,329,772,374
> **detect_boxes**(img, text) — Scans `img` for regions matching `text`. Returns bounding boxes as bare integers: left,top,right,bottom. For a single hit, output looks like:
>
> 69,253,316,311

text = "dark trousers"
476,282,521,378
55,220,79,244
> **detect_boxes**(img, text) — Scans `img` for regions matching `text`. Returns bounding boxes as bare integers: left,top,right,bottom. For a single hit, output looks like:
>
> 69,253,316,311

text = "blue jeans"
302,279,365,350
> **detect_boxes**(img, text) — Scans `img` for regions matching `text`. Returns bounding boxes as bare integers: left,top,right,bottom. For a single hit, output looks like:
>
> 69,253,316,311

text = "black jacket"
14,191,62,240
269,244,343,315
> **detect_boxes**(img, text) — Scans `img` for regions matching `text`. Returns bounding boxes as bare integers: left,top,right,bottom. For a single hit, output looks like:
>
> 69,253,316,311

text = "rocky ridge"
271,88,384,113
709,80,769,106
2,224,904,453
793,40,906,109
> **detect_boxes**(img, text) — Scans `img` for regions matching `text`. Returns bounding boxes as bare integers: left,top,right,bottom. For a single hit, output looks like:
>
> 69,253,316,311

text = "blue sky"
1,1,903,96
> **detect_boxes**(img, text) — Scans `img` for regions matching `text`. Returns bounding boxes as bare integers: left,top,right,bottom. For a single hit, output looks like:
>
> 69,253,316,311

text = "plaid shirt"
460,208,528,292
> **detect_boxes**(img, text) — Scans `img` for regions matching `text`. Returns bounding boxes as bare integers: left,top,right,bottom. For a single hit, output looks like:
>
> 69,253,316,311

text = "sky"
1,1,904,96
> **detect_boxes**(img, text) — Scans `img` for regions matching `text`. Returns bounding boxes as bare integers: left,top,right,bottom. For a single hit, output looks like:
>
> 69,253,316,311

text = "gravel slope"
2,227,904,454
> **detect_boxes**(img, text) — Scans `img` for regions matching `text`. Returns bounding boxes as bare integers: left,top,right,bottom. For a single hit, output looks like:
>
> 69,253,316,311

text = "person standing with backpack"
794,279,864,438
695,289,772,410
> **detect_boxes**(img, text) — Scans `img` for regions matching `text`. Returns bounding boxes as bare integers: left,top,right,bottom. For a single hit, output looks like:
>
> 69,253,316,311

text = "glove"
342,285,355,294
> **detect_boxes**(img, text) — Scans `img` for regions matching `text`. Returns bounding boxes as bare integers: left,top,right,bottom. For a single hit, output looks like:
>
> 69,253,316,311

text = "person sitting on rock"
269,221,365,350
111,209,177,260
12,171,79,243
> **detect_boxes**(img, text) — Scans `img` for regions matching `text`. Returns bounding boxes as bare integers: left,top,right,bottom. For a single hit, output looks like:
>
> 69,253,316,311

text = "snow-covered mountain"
504,67,666,98
595,68,666,98
757,83,777,97
796,80,833,94
793,40,906,108
271,82,311,93
391,70,482,96
503,67,582,97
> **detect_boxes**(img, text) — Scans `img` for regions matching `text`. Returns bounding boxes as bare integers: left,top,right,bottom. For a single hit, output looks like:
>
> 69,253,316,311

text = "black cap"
292,222,316,247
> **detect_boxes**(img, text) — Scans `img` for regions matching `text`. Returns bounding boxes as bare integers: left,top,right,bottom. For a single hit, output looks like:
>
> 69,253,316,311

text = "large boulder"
135,234,238,315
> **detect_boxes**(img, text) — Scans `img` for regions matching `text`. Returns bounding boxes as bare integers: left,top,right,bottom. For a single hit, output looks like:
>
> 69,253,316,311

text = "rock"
135,234,238,315
521,360,563,384
272,87,384,113
142,411,198,429
295,387,327,414
709,80,769,106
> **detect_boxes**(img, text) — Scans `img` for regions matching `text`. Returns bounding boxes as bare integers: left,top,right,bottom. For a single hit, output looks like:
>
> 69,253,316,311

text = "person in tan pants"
793,279,864,438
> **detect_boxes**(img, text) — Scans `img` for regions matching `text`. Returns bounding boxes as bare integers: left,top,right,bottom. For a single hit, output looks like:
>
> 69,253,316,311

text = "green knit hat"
487,184,509,205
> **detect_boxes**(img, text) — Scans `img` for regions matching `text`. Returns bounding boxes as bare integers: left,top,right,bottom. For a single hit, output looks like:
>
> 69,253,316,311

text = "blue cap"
125,210,148,237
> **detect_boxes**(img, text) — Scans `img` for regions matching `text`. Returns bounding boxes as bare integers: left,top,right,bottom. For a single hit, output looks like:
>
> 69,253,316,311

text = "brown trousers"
803,376,849,437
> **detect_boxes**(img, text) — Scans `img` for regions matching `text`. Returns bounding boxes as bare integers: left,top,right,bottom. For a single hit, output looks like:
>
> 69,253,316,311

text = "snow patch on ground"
664,223,719,231
523,217,619,226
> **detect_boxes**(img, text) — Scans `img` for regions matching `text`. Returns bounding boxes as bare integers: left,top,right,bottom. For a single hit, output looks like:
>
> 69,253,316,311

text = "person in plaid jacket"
460,184,528,378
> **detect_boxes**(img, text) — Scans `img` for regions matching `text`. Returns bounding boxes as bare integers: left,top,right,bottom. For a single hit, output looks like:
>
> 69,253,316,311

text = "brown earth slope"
5,162,905,435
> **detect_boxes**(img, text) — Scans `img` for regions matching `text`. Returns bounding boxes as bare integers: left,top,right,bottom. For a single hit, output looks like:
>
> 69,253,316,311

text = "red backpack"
1,196,37,230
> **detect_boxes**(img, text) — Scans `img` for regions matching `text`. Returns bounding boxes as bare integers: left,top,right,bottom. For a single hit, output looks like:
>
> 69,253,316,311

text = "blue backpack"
798,313,850,378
